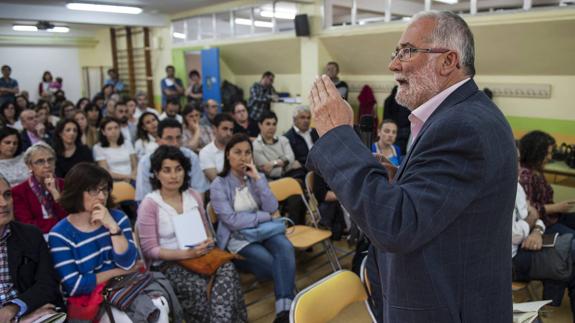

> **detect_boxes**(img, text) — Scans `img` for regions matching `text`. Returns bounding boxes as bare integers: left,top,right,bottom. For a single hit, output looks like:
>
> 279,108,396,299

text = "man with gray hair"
134,91,159,120
306,11,516,322
283,105,318,171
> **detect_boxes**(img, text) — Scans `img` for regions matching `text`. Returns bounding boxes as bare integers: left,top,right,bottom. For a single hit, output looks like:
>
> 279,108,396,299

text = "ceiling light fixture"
172,32,186,39
434,0,458,4
66,2,143,14
13,24,70,33
260,10,296,20
234,18,273,28
13,25,38,32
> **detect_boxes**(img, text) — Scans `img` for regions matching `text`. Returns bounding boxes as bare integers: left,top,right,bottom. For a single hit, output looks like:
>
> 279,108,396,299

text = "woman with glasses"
48,163,174,323
54,119,94,178
210,133,295,323
0,127,28,186
93,116,137,184
137,145,247,323
134,111,160,160
12,143,66,234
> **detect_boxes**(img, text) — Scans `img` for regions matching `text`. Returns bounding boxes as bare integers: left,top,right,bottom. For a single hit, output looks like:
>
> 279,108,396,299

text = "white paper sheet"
171,209,208,249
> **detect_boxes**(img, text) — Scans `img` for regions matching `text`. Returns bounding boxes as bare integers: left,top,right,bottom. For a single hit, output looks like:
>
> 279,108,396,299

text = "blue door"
201,48,221,110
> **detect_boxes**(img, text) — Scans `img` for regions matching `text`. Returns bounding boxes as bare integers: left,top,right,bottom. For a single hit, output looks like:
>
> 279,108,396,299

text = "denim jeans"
235,234,296,313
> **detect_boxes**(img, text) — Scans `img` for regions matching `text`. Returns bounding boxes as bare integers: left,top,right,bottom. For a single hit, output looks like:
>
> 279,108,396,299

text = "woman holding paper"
137,145,247,323
210,133,296,323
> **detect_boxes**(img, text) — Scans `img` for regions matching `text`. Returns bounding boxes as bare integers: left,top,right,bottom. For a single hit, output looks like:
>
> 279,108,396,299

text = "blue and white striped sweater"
48,209,137,297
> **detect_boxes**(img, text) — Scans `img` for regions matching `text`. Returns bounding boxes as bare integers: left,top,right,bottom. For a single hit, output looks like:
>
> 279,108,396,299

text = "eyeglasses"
32,157,55,166
390,47,450,62
87,186,109,197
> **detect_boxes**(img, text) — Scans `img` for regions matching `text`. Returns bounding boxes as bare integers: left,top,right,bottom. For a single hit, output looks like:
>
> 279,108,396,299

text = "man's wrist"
4,301,23,319
533,227,544,235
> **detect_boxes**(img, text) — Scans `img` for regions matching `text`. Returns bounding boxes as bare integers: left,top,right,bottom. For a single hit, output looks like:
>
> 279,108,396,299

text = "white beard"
395,59,441,110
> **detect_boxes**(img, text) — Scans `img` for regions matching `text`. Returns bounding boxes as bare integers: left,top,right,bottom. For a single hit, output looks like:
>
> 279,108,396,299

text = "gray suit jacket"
307,79,517,323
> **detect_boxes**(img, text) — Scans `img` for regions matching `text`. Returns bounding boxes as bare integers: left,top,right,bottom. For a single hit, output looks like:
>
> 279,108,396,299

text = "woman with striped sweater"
48,163,170,323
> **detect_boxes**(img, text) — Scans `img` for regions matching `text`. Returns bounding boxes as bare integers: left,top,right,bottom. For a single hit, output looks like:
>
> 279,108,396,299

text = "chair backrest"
304,171,314,197
112,181,136,204
290,270,368,323
268,177,304,202
206,202,218,225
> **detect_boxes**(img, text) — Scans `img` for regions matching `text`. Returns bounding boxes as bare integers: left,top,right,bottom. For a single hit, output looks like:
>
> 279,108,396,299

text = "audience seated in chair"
313,173,347,240
181,104,212,153
210,134,295,323
135,118,209,202
232,101,259,140
0,126,28,186
48,163,179,322
283,106,318,173
19,109,53,152
0,174,65,323
13,143,66,234
253,111,307,225
519,131,575,234
53,118,94,178
134,111,160,160
93,116,138,184
137,146,247,322
513,146,575,317
199,113,234,182
371,119,402,167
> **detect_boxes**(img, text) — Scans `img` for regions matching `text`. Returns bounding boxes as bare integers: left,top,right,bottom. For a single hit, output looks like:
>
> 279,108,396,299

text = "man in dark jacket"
0,174,63,322
283,106,318,170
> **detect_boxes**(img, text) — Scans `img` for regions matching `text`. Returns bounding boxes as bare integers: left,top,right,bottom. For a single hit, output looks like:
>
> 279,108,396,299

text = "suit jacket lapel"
394,79,479,181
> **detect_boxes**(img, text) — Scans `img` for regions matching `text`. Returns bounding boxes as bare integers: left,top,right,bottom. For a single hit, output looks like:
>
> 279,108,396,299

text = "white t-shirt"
93,141,135,176
134,135,159,160
199,141,224,173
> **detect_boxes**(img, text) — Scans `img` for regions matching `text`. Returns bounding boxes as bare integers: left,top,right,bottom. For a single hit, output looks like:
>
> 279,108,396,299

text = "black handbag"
529,233,573,281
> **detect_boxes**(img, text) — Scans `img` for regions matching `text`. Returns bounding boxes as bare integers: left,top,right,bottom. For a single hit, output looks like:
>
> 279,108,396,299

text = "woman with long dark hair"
210,133,295,323
134,111,159,159
0,101,21,130
53,119,94,178
519,130,575,234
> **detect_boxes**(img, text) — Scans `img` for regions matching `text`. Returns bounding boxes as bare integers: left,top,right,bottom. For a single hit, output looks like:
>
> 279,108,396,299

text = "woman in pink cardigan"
136,145,246,323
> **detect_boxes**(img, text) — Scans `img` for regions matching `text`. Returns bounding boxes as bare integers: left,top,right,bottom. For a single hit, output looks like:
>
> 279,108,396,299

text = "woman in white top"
93,116,137,183
137,145,246,323
0,127,28,186
134,112,159,159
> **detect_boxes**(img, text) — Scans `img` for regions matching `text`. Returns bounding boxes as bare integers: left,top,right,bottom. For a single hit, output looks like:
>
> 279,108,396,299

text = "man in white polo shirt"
199,113,234,182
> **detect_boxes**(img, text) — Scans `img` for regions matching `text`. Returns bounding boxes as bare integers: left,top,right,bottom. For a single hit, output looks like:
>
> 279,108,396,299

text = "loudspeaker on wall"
294,14,310,37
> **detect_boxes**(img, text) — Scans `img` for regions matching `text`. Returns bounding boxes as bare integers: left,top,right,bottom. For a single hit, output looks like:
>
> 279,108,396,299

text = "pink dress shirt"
408,78,471,144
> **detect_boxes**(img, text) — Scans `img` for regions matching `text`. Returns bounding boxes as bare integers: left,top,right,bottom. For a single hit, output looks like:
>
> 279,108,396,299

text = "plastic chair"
360,256,378,322
268,177,341,271
290,270,368,323
111,181,136,204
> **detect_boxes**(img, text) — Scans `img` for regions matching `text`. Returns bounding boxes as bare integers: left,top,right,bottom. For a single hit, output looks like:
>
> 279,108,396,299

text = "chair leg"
322,240,342,272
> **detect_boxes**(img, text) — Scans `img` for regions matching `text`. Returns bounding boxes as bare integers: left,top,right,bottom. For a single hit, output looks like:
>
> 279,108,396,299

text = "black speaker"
294,14,310,37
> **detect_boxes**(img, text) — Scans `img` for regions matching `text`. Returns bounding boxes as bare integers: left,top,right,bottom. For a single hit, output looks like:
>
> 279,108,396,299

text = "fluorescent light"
66,2,142,14
402,17,412,21
434,0,458,4
48,26,70,33
13,25,38,32
172,32,186,39
234,18,274,28
260,10,296,20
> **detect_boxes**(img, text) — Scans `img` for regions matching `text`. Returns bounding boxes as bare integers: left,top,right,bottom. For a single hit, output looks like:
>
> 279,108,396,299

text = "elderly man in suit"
307,11,516,323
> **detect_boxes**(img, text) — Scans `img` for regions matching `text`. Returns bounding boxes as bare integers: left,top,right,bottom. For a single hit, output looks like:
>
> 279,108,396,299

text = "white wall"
0,46,83,103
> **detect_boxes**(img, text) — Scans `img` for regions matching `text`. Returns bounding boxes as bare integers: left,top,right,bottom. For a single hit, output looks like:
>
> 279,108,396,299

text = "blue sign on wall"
201,48,221,110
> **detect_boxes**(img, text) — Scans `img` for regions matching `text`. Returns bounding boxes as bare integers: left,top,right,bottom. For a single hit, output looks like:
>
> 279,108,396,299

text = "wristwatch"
533,226,544,235
273,160,278,166
109,227,122,236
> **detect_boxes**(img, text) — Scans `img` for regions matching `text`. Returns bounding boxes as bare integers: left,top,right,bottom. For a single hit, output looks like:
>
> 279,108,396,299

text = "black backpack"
220,80,244,113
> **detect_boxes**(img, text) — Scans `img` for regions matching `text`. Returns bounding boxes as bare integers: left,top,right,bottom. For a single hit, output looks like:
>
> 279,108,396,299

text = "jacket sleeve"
12,184,37,228
210,177,274,231
14,226,62,315
136,198,161,260
307,122,486,254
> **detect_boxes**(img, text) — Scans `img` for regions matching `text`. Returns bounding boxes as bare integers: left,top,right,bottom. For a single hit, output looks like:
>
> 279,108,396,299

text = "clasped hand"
309,75,354,137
